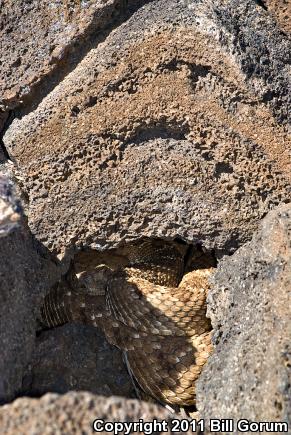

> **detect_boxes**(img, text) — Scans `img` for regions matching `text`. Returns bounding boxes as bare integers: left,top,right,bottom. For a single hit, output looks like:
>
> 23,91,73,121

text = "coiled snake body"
41,240,214,406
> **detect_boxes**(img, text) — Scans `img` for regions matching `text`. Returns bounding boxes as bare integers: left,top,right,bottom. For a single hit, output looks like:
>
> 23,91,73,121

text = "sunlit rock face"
0,0,290,425
3,0,290,258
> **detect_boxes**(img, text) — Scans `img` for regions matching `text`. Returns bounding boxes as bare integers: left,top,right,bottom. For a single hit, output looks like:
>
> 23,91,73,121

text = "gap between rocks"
28,237,217,410
0,111,14,163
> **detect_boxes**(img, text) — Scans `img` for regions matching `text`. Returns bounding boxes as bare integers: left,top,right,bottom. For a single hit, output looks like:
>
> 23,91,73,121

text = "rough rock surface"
0,0,290,428
4,0,291,258
0,392,194,435
196,203,291,425
0,173,60,403
0,0,146,123
263,0,291,34
24,324,134,399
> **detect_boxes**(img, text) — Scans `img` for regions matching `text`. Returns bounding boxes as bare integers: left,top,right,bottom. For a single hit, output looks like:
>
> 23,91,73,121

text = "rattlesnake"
40,239,214,407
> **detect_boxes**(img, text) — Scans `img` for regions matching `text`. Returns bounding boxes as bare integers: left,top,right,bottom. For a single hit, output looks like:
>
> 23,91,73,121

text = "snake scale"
40,239,214,407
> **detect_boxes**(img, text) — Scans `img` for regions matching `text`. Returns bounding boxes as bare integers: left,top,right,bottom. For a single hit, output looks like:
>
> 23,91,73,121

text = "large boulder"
3,0,290,259
0,392,194,434
0,173,60,403
197,203,291,426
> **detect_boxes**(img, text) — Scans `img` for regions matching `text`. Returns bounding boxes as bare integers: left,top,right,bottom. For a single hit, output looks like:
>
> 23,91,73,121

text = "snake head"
73,264,114,295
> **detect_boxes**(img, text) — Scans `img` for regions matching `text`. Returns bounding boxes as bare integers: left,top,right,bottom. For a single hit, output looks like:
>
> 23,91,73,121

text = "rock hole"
84,95,98,108
70,105,81,117
255,0,268,10
214,162,234,178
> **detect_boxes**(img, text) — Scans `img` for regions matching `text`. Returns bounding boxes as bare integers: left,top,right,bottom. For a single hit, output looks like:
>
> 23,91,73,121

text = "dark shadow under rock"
23,324,135,400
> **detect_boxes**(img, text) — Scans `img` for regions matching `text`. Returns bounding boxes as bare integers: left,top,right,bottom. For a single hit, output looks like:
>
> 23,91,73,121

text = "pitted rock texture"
24,324,134,399
0,0,146,118
0,111,8,143
196,203,291,425
0,392,196,435
4,0,291,258
0,177,60,403
263,0,291,34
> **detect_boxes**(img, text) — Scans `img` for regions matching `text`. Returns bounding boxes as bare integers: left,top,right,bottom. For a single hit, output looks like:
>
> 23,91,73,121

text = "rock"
262,0,291,34
0,392,195,434
0,173,60,403
0,173,21,237
0,0,146,115
0,0,290,424
24,324,135,399
3,0,290,258
196,204,291,426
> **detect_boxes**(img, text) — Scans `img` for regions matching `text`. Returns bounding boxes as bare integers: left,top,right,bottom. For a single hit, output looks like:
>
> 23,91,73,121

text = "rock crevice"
0,0,290,429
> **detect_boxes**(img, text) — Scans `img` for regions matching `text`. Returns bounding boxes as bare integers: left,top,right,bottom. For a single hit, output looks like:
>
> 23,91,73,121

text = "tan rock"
4,0,290,257
0,392,196,434
263,0,291,34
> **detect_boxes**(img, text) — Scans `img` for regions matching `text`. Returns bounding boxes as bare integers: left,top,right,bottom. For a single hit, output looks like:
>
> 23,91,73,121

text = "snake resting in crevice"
40,239,215,407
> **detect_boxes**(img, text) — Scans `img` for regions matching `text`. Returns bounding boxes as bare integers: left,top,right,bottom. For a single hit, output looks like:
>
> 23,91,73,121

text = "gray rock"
0,174,60,403
196,203,291,426
24,324,135,399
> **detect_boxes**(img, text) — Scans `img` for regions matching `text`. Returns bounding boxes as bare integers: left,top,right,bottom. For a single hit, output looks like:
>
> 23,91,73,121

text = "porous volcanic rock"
0,0,147,120
0,173,60,403
196,203,291,426
262,0,291,34
0,392,195,435
24,324,134,399
4,0,291,259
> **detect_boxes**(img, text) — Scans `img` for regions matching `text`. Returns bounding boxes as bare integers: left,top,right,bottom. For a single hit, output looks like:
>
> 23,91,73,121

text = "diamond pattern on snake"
40,239,215,407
